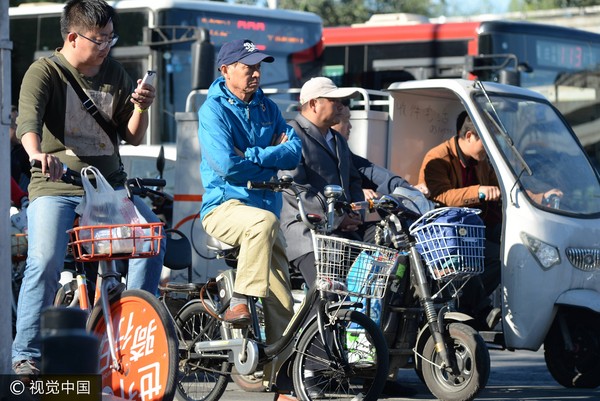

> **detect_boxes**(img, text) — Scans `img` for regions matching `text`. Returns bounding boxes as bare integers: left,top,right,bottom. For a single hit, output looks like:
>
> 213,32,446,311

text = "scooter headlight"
520,232,560,270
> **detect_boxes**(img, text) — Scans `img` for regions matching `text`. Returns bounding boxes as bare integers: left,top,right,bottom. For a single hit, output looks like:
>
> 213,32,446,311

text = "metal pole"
0,0,14,374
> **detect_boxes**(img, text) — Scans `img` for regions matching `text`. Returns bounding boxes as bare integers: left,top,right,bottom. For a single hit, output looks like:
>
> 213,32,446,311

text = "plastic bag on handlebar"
78,166,147,254
391,186,435,216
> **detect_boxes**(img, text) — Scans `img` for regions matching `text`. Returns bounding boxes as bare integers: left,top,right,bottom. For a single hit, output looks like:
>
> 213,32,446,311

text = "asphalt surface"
219,348,600,401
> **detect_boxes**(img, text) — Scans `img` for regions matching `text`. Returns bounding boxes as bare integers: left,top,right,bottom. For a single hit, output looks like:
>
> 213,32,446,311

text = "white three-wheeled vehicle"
384,79,600,388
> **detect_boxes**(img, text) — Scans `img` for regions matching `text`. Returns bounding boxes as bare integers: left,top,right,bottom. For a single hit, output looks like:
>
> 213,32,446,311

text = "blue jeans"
12,194,165,364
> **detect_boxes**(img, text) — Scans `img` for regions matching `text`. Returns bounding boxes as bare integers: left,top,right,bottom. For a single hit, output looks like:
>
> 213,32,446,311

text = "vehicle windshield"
475,92,600,215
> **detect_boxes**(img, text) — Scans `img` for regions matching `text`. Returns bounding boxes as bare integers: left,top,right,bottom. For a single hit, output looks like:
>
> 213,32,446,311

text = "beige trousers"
202,199,295,344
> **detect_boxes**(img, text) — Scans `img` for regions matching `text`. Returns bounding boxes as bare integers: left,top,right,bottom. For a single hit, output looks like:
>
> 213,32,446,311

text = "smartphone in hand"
140,70,156,87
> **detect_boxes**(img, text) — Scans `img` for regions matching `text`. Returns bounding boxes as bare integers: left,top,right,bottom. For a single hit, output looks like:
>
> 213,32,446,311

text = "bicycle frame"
190,273,359,375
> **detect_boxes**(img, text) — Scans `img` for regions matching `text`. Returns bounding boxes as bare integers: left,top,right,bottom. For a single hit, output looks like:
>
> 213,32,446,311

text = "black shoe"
486,307,502,330
470,306,501,331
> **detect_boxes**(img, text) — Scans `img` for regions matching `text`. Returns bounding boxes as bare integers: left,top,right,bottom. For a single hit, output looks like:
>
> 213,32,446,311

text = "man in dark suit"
280,79,420,398
279,77,363,287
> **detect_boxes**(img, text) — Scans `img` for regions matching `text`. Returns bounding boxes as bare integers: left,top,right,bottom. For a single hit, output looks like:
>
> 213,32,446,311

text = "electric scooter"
384,78,600,389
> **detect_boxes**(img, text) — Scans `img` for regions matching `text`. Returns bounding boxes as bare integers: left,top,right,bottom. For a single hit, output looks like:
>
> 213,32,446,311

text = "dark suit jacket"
279,114,364,261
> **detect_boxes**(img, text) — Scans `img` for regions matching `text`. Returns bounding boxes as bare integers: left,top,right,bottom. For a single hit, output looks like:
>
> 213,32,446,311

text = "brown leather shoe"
223,303,251,326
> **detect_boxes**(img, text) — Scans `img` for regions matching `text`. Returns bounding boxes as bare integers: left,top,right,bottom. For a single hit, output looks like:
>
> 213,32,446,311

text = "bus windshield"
476,93,600,216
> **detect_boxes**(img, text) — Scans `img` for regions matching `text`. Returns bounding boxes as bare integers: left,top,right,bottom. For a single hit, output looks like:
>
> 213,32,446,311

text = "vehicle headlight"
520,232,560,270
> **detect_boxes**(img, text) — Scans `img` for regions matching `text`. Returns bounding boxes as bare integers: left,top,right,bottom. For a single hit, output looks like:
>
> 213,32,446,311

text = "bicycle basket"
314,234,399,299
68,222,164,262
409,207,485,280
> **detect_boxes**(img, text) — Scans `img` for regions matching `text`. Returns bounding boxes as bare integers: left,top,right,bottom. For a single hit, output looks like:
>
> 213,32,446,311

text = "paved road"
221,348,599,400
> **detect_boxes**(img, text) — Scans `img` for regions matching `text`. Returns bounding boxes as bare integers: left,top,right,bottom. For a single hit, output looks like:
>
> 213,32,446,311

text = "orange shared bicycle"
41,161,179,401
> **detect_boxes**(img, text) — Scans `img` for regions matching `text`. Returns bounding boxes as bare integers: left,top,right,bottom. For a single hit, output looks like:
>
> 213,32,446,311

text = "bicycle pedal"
225,321,251,329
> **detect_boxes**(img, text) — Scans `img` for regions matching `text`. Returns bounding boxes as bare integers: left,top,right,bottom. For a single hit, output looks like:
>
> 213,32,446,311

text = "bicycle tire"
174,301,230,401
88,289,178,401
292,309,389,401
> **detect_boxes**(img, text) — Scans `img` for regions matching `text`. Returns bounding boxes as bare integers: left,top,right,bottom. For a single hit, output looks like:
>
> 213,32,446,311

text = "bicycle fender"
173,298,221,321
444,310,475,322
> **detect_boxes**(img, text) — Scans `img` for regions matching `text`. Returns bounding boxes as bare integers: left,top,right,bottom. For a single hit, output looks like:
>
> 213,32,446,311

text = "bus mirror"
518,62,533,74
465,55,492,75
499,69,520,86
465,54,532,86
191,28,214,90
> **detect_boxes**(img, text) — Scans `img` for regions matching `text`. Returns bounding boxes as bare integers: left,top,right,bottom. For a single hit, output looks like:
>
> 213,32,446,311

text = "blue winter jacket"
198,77,302,219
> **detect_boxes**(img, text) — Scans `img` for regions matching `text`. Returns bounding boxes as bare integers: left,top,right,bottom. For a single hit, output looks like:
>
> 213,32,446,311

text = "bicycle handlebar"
247,176,338,233
31,160,167,193
247,175,293,191
348,195,401,212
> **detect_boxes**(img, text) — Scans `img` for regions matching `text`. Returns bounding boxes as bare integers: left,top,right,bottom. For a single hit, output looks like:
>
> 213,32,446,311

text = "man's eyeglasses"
76,32,119,50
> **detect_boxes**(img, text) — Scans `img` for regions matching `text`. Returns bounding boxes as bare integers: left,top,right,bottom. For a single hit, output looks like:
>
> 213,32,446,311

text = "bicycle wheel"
174,301,230,401
292,309,389,401
88,289,178,401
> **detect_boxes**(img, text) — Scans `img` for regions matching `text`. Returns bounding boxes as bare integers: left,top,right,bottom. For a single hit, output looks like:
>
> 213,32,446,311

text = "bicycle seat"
162,282,203,292
206,236,236,251
164,229,192,271
164,229,195,283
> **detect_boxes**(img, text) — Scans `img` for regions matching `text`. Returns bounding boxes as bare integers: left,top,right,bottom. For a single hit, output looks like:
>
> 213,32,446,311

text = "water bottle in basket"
93,225,138,254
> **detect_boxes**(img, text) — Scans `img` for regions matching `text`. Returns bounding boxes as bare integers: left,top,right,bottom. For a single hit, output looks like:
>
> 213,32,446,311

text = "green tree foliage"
276,0,441,26
510,0,600,10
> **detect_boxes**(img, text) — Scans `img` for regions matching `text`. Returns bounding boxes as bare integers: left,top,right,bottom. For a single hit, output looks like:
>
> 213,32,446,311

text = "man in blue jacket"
197,39,301,348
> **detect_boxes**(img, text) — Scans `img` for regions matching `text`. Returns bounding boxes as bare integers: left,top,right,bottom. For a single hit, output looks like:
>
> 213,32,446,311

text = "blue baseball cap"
216,39,274,69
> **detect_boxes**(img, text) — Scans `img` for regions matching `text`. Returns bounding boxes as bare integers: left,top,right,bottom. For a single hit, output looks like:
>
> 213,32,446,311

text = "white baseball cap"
299,77,359,106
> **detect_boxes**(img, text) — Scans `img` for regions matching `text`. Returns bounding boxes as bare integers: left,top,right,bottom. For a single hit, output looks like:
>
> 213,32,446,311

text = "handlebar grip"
247,177,293,191
247,181,276,190
129,178,166,188
31,159,81,185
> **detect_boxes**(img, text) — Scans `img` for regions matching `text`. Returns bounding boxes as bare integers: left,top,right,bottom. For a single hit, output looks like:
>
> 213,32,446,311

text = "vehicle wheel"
174,302,230,401
544,308,600,388
292,309,389,401
88,289,178,401
421,322,490,401
231,368,266,392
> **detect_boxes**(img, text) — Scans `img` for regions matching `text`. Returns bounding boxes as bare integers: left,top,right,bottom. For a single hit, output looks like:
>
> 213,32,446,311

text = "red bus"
322,19,600,168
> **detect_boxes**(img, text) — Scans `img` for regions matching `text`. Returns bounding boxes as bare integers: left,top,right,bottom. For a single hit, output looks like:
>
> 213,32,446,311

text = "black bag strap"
47,56,118,144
